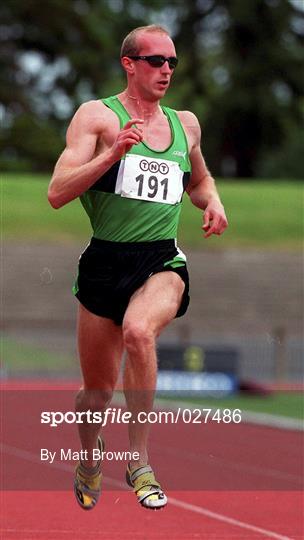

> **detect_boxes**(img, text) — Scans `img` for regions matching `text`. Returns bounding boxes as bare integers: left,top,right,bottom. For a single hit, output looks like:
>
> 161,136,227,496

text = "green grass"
2,173,91,243
2,173,303,249
2,336,77,375
179,180,303,249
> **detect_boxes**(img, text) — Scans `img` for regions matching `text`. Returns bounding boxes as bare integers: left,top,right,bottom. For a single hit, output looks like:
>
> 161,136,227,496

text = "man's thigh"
123,271,185,336
77,303,124,389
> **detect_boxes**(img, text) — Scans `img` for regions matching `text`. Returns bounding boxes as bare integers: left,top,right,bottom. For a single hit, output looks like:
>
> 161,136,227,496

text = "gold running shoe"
74,436,104,510
126,463,167,510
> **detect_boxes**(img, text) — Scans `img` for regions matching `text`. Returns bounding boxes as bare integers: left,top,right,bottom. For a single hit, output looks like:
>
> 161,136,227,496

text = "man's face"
131,32,177,100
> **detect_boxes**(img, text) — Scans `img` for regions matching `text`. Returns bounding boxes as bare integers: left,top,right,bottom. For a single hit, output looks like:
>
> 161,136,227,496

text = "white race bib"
115,154,184,205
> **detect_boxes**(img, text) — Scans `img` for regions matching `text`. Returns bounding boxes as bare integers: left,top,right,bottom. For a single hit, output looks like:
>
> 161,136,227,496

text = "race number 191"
135,174,168,200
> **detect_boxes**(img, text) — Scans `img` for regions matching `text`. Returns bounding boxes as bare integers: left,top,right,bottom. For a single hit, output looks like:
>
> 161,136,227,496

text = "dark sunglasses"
127,55,178,69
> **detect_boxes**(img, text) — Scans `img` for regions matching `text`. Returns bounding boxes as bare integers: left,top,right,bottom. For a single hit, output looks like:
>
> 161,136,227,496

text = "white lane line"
115,397,303,489
237,410,303,432
3,441,300,489
1,443,295,540
0,443,127,488
167,496,294,540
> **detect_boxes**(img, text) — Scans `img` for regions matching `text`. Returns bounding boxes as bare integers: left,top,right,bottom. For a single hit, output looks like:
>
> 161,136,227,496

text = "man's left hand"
202,201,228,238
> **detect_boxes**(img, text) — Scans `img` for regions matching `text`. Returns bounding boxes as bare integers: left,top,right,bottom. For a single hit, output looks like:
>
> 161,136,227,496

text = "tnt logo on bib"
116,154,184,205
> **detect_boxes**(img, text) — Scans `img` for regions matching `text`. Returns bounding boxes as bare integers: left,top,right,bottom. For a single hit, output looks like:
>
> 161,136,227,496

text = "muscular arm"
181,111,228,238
48,101,143,209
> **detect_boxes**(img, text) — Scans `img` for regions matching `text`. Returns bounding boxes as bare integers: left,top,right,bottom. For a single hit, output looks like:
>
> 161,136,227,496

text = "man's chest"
140,117,172,150
98,115,174,153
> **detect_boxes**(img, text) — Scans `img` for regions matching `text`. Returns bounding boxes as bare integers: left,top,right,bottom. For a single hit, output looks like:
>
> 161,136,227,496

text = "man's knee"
75,388,112,413
123,320,154,357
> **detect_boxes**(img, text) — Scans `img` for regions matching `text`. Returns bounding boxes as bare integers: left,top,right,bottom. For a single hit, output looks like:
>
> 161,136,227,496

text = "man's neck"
118,90,162,121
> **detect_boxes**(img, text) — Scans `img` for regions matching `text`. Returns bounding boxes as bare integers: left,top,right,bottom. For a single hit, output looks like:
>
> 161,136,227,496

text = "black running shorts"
73,238,190,325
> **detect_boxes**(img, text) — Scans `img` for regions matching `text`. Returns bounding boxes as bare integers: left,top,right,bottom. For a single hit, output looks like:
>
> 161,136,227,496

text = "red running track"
1,381,303,539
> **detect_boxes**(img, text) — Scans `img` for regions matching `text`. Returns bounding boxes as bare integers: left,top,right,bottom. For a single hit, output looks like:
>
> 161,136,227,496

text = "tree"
1,0,303,177
201,0,304,177
0,0,163,171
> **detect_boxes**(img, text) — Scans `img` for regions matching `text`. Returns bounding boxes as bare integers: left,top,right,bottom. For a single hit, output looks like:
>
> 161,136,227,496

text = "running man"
48,25,228,510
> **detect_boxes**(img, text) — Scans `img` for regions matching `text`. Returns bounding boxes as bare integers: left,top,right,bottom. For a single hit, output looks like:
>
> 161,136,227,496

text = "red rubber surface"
1,381,303,539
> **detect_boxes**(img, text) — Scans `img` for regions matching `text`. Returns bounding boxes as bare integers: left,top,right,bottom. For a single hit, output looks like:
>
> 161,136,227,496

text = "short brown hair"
120,25,170,58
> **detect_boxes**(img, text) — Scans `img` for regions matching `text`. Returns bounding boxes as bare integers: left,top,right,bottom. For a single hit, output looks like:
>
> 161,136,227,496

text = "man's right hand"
110,118,144,161
48,106,144,209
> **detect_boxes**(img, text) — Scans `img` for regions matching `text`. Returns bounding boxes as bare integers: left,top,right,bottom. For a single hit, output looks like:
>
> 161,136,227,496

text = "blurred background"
1,0,303,418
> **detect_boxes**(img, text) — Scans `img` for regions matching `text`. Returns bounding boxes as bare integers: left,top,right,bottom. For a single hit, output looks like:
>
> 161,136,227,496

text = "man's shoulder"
175,110,201,145
176,110,199,126
77,99,110,117
70,99,117,132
